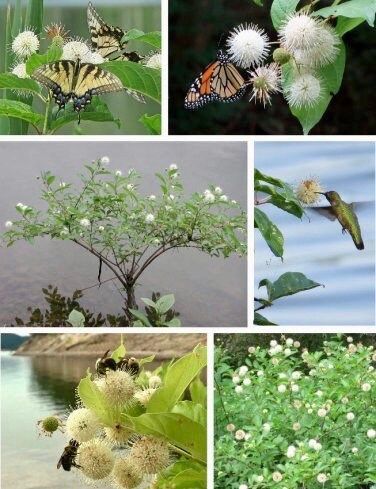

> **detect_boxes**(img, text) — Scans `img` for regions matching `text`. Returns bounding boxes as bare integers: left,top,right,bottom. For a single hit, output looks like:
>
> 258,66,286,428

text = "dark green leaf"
314,0,375,27
129,308,152,327
0,73,41,95
271,0,299,29
254,169,285,188
25,0,43,35
336,16,365,35
139,113,161,134
104,61,161,103
254,312,277,326
156,294,175,314
123,29,162,49
0,99,43,129
259,272,323,302
254,208,284,257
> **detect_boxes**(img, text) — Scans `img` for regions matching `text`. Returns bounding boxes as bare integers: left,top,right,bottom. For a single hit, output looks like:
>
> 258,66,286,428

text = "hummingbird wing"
308,206,337,221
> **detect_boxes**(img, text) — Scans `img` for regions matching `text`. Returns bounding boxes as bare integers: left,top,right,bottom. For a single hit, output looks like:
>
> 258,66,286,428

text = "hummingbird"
313,191,364,250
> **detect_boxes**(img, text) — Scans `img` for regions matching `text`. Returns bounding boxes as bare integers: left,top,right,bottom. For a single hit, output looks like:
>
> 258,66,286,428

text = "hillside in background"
1,334,28,350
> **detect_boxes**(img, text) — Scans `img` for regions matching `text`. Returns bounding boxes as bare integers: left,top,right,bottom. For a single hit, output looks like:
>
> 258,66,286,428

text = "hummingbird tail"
355,240,365,250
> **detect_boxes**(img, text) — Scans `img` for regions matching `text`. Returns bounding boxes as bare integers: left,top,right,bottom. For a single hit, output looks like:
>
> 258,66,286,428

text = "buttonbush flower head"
226,23,270,69
239,365,248,376
243,378,251,386
80,218,91,227
77,438,115,481
291,384,299,392
317,408,327,418
146,52,162,70
5,221,13,228
286,445,296,458
351,447,358,453
263,422,271,433
12,29,39,58
145,213,155,224
104,424,133,446
96,370,135,407
273,47,291,65
235,429,246,440
294,25,340,68
66,407,100,442
44,22,70,46
291,371,301,380
226,423,236,432
239,485,248,489
285,73,322,108
98,225,105,232
272,471,283,482
367,428,376,439
270,340,278,347
292,422,301,431
295,177,323,204
100,156,110,165
37,415,61,436
232,375,241,384
362,383,371,392
111,457,144,489
256,475,264,482
294,341,300,348
203,189,215,203
130,436,171,474
62,39,91,63
347,412,355,421
11,62,29,79
214,186,223,195
248,63,281,106
235,385,243,394
219,195,228,202
134,387,157,407
279,13,320,51
149,375,162,388
317,473,328,484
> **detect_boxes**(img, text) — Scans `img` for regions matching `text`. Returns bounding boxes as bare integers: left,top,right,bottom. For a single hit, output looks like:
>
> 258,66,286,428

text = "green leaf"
129,308,152,327
125,412,206,462
140,297,157,308
282,42,346,134
254,312,277,326
252,0,264,5
254,169,285,188
172,401,206,427
165,317,181,327
104,61,161,103
336,16,365,35
25,0,43,35
139,354,155,367
254,208,284,257
156,294,175,314
189,377,207,407
123,29,162,49
147,345,207,413
259,272,323,302
78,374,113,425
139,113,161,134
0,73,41,96
67,309,85,327
314,0,375,27
111,343,126,362
26,43,63,76
271,0,299,29
0,99,43,129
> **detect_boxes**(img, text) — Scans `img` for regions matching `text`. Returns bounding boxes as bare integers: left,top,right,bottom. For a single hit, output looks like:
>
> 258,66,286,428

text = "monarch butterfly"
184,50,246,110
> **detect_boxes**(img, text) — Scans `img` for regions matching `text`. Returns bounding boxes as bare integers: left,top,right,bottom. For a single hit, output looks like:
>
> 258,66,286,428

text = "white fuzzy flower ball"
278,384,287,393
100,156,110,165
351,447,358,454
235,385,243,394
270,340,278,347
169,164,178,171
87,51,105,64
347,412,355,421
226,423,236,432
214,186,223,195
149,194,156,200
317,408,327,418
203,190,215,203
77,438,115,480
286,445,296,458
98,225,105,232
104,424,133,445
308,439,317,449
285,73,322,108
111,457,143,489
5,221,13,228
291,371,301,380
314,442,322,451
66,408,100,443
292,422,301,431
341,397,349,404
11,62,29,79
130,436,170,474
243,378,251,386
239,485,248,489
286,338,294,346
279,13,320,51
291,384,299,393
96,370,136,406
256,475,264,482
149,375,162,388
219,195,228,202
63,40,91,62
272,471,283,482
115,170,122,176
317,473,328,483
362,383,371,392
367,429,376,439
294,25,340,68
80,218,90,227
12,30,39,58
284,348,292,356
263,423,271,433
235,429,246,440
227,23,270,69
134,388,157,407
232,375,241,384
145,213,155,224
294,341,301,348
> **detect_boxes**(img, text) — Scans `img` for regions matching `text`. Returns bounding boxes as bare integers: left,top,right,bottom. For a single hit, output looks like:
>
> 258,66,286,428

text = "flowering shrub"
38,341,207,488
2,158,246,324
0,0,161,135
215,335,376,488
189,0,375,134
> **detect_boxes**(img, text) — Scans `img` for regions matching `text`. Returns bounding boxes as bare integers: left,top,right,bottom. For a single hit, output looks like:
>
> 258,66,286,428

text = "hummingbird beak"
315,192,326,196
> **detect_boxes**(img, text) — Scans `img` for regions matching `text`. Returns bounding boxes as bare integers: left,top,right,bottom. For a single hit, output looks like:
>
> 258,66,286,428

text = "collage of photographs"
0,0,375,488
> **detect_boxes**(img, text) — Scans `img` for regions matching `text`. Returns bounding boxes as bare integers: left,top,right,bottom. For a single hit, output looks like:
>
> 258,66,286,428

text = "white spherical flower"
256,475,264,482
96,370,136,406
169,164,178,171
341,396,349,404
257,370,264,377
77,438,114,481
244,433,251,440
362,383,371,392
226,23,270,69
226,423,236,432
62,40,91,62
347,412,355,421
317,473,328,484
214,186,223,195
232,375,241,384
291,384,299,393
347,336,354,343
100,156,110,165
271,357,279,365
149,375,162,388
235,385,243,394
145,213,155,224
87,51,105,64
279,13,320,51
239,485,248,489
270,340,278,347
367,429,376,439
293,400,302,409
272,471,283,482
239,365,248,376
146,52,162,70
130,436,170,474
115,170,122,176
104,424,133,445
317,408,327,418
286,445,296,458
291,371,301,380
284,348,292,356
351,447,358,454
294,341,301,348
12,30,39,58
243,378,251,386
292,422,301,431
285,73,322,108
203,190,215,203
98,225,105,232
235,429,246,440
219,195,228,202
294,25,340,68
278,384,287,393
314,442,322,451
134,387,157,407
316,390,323,397
286,338,294,346
149,194,156,200
307,408,313,414
111,457,143,489
11,62,29,79
308,439,317,449
80,218,90,227
5,221,13,228
66,408,100,442
263,423,271,433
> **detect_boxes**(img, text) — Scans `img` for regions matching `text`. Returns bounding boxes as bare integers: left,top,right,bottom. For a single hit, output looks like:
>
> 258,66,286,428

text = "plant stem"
168,443,206,465
42,93,51,135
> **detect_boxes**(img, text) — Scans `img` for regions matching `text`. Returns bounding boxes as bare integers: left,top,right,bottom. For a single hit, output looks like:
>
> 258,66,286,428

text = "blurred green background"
169,0,376,135
0,0,160,135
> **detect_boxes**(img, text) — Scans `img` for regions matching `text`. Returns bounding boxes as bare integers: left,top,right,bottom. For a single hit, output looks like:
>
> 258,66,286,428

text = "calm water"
0,141,247,327
254,141,375,326
0,2,160,135
1,351,93,489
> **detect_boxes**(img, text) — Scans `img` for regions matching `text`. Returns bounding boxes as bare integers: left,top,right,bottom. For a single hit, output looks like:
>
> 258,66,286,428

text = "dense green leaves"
259,272,323,302
254,207,284,257
315,0,376,27
270,0,299,29
0,99,44,129
0,73,41,95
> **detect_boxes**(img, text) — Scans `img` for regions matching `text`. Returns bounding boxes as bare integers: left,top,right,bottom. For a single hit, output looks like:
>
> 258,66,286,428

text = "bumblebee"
57,439,80,471
117,356,140,376
95,350,117,375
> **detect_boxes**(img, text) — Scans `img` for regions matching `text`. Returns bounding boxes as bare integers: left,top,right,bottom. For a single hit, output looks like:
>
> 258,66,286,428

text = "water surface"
254,141,375,326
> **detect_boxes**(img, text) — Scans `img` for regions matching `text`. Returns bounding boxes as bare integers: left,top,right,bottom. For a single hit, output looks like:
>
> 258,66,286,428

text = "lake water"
0,141,247,327
0,1,160,135
1,351,93,489
254,141,375,326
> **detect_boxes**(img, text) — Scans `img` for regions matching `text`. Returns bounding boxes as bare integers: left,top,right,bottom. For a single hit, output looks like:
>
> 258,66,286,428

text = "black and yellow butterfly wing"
185,51,246,110
32,60,123,113
87,2,143,62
